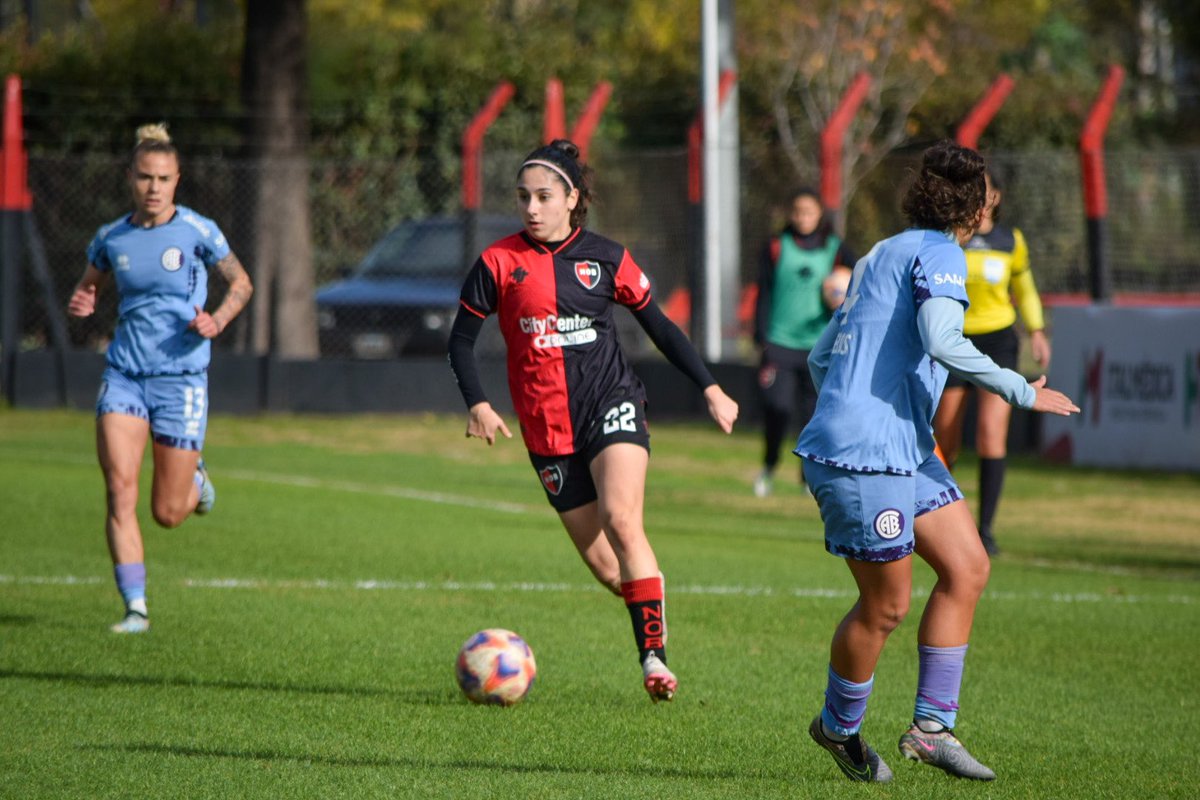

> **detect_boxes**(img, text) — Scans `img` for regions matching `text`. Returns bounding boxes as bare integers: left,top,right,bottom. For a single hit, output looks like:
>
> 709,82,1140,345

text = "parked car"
316,214,520,358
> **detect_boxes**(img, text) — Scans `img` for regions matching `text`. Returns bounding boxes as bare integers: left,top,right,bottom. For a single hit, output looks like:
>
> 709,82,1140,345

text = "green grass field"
2,408,1198,799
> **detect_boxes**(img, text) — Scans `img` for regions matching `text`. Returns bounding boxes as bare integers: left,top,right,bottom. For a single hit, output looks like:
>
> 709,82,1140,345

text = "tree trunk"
241,0,317,358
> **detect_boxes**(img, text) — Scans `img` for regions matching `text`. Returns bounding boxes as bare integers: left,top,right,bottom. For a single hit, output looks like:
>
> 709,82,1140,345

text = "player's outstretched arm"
703,384,739,434
1027,375,1079,416
466,402,512,446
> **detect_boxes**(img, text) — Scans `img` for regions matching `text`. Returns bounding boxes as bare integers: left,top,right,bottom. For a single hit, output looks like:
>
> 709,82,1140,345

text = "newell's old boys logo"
539,464,564,496
161,247,185,272
873,509,905,540
574,260,601,290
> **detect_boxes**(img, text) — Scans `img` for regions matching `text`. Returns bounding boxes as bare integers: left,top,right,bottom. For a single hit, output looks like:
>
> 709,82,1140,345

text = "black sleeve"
835,241,857,268
447,306,489,409
632,300,716,390
754,240,776,346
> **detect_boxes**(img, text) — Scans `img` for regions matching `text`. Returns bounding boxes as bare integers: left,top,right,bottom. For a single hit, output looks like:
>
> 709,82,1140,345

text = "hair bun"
135,122,171,146
549,139,580,160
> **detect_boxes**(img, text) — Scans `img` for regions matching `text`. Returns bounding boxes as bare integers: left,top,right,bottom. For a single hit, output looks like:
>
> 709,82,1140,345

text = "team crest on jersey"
574,260,601,290
539,464,564,495
161,247,185,272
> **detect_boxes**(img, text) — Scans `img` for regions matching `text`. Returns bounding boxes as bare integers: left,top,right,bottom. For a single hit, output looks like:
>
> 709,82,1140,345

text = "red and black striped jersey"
458,227,653,456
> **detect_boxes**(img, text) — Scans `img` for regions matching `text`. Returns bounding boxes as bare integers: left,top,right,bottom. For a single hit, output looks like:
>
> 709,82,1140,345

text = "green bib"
765,233,840,350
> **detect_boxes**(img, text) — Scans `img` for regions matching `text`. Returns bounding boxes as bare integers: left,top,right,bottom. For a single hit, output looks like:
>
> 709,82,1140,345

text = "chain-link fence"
7,145,1200,370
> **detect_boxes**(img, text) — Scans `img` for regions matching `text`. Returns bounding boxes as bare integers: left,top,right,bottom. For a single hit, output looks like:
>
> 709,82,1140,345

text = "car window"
357,218,521,279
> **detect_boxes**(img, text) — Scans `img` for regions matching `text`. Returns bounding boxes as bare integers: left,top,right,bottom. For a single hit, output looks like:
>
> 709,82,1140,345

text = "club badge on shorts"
539,464,564,495
873,509,905,540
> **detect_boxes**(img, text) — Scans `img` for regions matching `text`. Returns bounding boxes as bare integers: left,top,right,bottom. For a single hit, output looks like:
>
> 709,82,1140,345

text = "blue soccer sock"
114,562,147,617
821,665,874,738
913,643,969,730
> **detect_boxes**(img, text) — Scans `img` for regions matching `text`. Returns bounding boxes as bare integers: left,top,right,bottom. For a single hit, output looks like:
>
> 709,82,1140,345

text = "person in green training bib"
752,187,855,498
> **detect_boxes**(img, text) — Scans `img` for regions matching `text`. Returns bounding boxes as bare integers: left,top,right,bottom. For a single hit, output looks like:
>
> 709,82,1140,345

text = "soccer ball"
455,628,537,706
822,267,852,309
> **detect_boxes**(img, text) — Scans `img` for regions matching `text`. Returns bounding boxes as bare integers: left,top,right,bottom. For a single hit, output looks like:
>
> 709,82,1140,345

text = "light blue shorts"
96,367,209,451
803,453,962,563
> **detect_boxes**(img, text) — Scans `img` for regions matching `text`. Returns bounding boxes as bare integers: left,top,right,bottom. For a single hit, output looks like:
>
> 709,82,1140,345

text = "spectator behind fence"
752,187,856,499
66,123,253,634
795,140,1078,783
932,169,1051,556
447,138,739,704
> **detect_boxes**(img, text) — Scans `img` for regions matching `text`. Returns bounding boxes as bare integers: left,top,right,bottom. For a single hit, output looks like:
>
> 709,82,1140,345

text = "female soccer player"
932,169,1051,555
448,139,739,702
795,141,1077,781
67,123,253,634
752,188,855,498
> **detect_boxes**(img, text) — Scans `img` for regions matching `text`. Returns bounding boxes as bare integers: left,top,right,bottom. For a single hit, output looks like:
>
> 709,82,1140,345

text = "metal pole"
701,0,720,361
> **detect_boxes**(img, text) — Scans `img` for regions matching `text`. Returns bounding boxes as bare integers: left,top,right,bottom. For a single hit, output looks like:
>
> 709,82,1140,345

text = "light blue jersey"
87,206,230,376
796,228,970,475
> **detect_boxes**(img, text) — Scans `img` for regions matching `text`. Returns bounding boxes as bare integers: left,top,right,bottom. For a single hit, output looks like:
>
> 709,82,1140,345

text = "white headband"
520,159,575,193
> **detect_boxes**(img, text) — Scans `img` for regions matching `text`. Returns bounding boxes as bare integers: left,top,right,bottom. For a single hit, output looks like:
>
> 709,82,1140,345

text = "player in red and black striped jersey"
448,139,739,702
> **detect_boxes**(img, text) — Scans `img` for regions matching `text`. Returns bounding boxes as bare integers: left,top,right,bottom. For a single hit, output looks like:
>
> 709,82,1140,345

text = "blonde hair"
131,122,178,166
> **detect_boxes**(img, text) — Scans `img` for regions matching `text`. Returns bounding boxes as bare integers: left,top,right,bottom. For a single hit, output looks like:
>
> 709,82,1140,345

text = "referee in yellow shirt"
933,170,1051,555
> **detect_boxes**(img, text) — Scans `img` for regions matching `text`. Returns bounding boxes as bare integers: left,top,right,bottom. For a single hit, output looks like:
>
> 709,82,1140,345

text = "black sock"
978,457,1006,537
762,406,789,472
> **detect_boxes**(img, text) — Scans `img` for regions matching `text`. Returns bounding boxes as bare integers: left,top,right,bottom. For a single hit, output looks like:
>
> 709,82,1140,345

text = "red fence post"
819,72,871,229
956,74,1015,150
543,77,565,144
461,81,516,211
569,81,612,162
1,74,32,212
1080,65,1125,302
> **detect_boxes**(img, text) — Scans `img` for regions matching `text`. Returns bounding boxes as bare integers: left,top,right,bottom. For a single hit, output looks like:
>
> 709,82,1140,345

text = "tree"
240,0,316,357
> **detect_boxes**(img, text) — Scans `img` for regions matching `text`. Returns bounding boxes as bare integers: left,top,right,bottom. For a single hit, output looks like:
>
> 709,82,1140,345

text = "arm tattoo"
211,253,254,331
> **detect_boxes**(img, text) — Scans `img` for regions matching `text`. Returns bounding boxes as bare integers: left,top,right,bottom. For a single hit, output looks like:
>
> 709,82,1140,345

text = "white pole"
701,0,721,361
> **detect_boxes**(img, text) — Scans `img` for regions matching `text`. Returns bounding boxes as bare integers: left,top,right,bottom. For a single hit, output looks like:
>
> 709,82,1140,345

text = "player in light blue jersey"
67,123,253,634
798,142,1078,782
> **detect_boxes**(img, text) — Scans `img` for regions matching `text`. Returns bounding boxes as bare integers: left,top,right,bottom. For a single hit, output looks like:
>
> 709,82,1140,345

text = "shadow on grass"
0,615,37,626
0,668,451,703
85,742,774,782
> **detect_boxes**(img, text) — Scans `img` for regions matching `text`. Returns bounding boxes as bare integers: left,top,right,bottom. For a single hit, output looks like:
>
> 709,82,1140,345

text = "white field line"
0,573,1194,606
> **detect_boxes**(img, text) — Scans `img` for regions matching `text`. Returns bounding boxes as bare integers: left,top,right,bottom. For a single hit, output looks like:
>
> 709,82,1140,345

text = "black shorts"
945,325,1020,389
528,396,651,513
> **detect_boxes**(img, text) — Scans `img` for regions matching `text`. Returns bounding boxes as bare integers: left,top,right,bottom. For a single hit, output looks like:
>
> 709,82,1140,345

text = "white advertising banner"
1041,306,1200,471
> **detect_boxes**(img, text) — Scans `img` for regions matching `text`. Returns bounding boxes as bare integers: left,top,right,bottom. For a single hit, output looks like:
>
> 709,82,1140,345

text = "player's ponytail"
131,122,178,166
901,140,986,233
518,138,593,229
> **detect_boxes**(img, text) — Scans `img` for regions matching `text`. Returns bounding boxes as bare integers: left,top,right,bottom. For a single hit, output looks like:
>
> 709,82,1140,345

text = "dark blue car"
316,214,520,358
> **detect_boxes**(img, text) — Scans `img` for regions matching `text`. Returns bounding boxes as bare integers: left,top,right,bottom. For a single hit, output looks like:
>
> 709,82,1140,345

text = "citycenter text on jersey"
519,314,598,349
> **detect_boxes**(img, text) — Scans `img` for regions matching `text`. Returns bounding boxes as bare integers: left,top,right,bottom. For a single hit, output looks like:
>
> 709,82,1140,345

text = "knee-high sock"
762,406,789,471
913,644,968,729
621,575,667,664
821,665,874,737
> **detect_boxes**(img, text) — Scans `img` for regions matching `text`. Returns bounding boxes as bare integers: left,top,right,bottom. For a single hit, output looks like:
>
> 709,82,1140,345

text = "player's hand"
1028,375,1079,416
67,285,97,317
188,305,223,339
466,402,512,446
704,384,739,434
1029,329,1052,368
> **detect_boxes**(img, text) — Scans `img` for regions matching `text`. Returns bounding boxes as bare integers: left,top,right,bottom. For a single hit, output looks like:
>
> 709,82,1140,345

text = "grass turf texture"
1,408,1198,799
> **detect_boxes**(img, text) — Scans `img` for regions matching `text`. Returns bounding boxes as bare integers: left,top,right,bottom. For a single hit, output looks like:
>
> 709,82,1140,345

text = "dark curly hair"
901,140,987,234
517,139,593,229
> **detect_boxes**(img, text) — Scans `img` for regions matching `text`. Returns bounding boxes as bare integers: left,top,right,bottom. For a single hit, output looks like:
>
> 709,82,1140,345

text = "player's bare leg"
97,413,151,632
558,502,622,595
590,443,675,701
150,442,201,528
931,385,970,468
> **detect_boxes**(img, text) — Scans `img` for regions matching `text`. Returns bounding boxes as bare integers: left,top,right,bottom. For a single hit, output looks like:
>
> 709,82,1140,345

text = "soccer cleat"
898,723,996,781
753,470,773,498
642,653,677,703
194,458,216,515
110,611,150,634
808,716,893,782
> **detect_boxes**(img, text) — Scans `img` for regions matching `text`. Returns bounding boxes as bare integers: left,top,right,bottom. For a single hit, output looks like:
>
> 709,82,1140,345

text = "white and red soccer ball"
455,628,537,706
